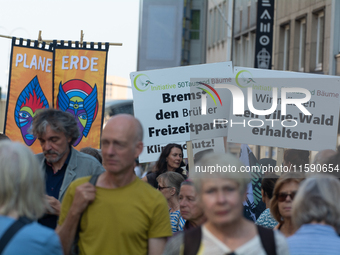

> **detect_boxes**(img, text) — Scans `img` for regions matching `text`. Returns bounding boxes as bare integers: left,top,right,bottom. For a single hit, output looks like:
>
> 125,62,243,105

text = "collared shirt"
38,149,71,229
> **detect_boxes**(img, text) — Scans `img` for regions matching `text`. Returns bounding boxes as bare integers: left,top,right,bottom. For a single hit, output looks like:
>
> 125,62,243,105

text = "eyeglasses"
158,186,171,191
277,191,297,202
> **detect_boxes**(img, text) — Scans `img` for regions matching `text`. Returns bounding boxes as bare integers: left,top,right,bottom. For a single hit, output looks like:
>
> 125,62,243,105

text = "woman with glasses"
142,143,187,188
288,174,340,255
157,172,186,233
270,172,305,237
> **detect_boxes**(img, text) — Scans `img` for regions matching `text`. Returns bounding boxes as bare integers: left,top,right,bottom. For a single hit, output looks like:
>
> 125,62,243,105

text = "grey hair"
180,179,194,188
0,141,47,219
190,152,250,195
292,174,340,232
32,108,80,145
157,172,185,196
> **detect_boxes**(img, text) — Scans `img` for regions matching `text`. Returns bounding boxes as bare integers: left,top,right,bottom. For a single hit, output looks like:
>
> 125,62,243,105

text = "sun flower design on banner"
57,79,98,146
15,76,49,146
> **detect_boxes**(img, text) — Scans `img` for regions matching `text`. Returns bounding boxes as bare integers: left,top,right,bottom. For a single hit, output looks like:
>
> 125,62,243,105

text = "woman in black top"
142,143,187,188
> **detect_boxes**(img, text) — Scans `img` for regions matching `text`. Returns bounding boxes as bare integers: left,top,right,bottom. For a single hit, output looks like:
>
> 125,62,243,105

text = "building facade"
206,0,233,63
273,0,340,75
137,0,207,71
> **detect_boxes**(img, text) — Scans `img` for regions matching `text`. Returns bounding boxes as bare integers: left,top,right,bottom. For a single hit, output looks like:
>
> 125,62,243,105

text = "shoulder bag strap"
257,225,277,255
72,174,100,255
183,226,202,255
0,217,33,254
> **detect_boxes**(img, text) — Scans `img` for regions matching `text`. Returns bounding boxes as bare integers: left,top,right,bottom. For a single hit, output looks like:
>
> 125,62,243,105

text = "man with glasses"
56,114,172,255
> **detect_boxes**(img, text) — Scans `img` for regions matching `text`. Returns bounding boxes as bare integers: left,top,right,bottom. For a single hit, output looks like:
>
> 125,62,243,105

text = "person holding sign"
142,143,187,188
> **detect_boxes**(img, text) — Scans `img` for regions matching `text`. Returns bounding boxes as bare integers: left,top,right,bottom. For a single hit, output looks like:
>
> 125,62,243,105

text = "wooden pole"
277,147,284,172
0,33,122,46
186,141,194,176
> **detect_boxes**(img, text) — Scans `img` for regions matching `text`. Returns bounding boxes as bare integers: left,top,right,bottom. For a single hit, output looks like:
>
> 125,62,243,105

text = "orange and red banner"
4,39,53,153
4,38,108,153
53,42,108,150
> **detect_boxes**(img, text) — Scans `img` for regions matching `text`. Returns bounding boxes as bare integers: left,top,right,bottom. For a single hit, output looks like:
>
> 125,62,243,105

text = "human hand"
70,182,96,215
46,195,61,215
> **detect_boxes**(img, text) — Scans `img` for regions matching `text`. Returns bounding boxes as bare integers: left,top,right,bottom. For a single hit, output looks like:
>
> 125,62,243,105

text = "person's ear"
170,187,176,196
134,141,143,158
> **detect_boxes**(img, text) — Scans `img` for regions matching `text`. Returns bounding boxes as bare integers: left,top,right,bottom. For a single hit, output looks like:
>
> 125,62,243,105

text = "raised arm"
56,182,96,255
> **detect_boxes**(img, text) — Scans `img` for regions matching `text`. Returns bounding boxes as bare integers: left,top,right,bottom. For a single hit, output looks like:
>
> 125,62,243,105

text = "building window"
221,1,227,40
250,32,256,67
315,12,324,71
243,35,249,66
283,25,290,71
208,9,213,47
235,37,242,66
191,10,200,40
298,19,306,72
240,7,243,31
214,7,218,44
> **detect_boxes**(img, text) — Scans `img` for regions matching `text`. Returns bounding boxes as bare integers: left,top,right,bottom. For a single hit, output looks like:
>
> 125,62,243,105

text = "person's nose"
180,198,188,208
105,144,116,156
285,194,293,202
216,190,227,204
43,140,52,151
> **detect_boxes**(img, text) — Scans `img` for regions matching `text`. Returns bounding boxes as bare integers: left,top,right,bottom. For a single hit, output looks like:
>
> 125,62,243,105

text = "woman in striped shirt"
157,172,186,233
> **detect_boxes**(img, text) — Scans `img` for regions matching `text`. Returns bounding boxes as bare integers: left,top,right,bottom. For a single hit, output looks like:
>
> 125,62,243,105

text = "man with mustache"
32,108,104,229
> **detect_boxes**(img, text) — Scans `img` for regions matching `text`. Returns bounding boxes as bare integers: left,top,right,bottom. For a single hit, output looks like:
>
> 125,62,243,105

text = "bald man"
56,115,172,255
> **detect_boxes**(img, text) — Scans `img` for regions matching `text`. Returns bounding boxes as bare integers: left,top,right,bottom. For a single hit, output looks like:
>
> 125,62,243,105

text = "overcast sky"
0,0,140,96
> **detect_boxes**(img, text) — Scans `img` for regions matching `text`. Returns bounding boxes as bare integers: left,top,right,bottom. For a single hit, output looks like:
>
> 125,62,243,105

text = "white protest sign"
138,137,225,163
225,67,340,151
131,62,233,162
191,136,225,162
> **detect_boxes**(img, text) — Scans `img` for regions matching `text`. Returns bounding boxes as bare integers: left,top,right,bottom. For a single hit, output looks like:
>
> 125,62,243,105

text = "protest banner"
239,144,265,221
53,42,109,149
224,67,340,151
4,38,53,153
131,62,233,162
139,136,225,164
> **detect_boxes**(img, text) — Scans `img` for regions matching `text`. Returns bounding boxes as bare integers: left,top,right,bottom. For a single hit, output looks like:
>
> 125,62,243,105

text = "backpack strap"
183,226,202,255
183,225,276,255
0,217,33,254
72,174,100,255
257,225,277,255
89,174,100,186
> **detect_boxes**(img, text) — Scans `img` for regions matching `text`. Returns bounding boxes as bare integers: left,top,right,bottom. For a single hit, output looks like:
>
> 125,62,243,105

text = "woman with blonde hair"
0,141,62,255
288,174,340,255
164,153,289,255
270,172,304,237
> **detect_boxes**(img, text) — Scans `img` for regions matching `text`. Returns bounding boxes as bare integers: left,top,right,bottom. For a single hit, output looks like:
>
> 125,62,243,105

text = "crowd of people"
1,109,340,255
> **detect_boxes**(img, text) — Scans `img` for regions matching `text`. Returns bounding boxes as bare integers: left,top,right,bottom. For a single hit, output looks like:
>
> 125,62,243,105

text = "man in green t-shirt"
56,114,172,255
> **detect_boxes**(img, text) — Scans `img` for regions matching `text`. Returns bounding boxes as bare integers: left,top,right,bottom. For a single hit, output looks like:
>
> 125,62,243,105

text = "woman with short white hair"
288,174,340,255
163,153,289,255
0,141,62,255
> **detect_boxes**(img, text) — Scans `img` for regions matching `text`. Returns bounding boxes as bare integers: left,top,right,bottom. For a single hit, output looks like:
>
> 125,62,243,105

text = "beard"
44,149,67,163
